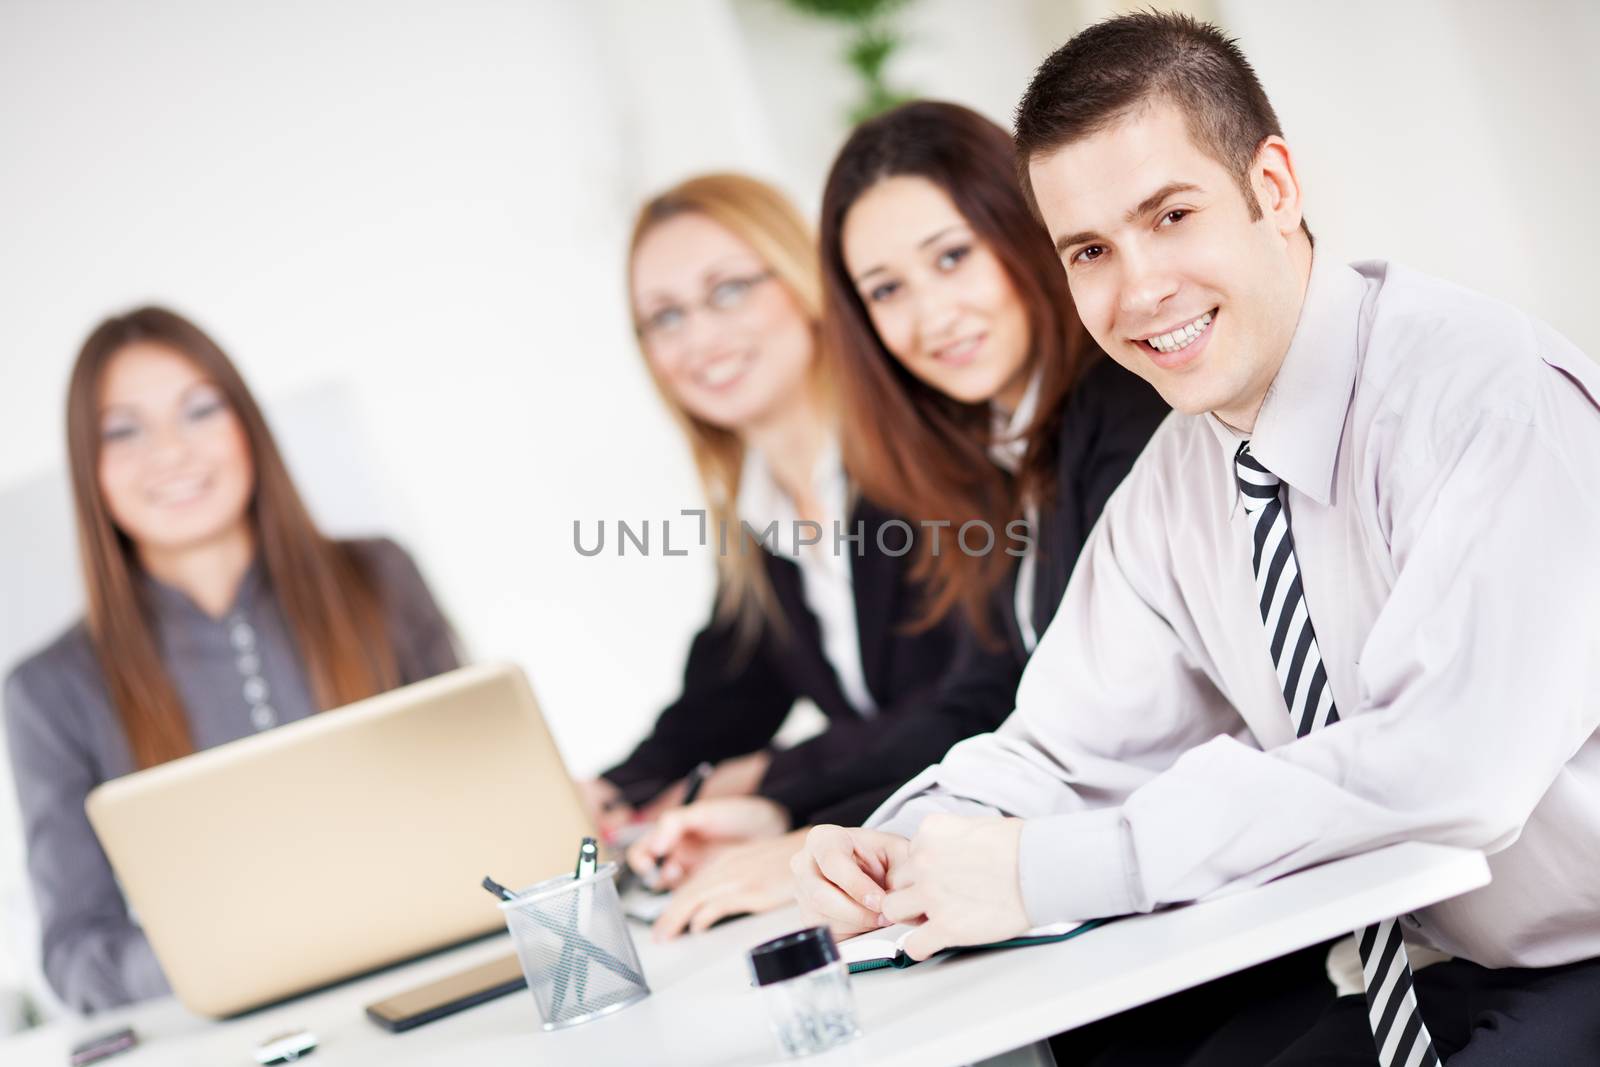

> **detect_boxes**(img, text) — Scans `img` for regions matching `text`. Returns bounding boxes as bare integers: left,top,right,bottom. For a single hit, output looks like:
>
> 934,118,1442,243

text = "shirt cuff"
1019,807,1139,925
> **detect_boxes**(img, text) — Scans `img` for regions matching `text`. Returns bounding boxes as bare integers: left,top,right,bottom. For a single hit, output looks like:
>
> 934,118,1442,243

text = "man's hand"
791,825,911,940
648,829,809,941
880,814,1029,961
626,796,790,887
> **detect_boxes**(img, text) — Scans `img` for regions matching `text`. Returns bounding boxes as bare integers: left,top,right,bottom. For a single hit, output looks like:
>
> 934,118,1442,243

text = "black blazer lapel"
850,499,900,705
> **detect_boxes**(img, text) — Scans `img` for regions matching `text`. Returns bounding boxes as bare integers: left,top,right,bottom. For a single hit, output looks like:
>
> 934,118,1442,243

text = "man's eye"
1071,245,1105,265
1161,209,1189,226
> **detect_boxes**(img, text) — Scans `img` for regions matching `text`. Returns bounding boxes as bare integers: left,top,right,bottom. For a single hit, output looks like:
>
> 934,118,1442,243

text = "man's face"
1029,100,1307,428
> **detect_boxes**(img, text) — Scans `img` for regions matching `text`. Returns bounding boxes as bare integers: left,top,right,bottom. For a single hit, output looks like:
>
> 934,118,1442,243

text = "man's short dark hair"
1015,10,1302,235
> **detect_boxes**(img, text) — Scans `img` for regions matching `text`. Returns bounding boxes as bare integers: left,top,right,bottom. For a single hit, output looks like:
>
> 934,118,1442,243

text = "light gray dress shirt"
871,258,1600,971
3,537,459,1012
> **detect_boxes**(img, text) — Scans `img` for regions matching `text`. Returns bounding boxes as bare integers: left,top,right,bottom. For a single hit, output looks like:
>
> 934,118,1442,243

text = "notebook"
840,919,1102,973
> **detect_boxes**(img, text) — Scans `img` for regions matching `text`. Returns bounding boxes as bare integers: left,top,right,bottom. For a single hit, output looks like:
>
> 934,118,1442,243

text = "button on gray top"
4,537,461,1013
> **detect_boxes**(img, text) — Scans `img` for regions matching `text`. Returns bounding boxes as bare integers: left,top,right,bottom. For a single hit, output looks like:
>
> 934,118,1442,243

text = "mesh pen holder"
499,862,650,1030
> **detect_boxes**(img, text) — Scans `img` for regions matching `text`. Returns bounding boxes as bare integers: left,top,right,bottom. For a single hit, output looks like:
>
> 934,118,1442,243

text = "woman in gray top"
3,307,459,1013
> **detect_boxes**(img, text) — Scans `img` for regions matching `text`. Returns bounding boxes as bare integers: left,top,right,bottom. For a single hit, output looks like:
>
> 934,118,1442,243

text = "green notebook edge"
846,917,1107,974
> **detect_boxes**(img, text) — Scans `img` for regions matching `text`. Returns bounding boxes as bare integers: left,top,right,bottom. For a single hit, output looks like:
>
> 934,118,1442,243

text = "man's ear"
1253,135,1304,238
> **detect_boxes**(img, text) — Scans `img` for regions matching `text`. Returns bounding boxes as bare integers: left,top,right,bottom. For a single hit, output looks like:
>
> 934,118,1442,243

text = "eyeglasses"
636,270,776,345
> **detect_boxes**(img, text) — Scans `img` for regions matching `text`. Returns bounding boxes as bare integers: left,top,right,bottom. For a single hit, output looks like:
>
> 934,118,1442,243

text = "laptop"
86,662,592,1017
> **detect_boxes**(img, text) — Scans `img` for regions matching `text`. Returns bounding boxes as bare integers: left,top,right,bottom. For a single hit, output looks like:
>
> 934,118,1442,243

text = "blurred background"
2,0,1597,1028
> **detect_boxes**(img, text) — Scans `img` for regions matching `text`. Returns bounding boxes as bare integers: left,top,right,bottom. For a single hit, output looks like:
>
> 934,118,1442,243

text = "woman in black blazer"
806,100,1172,815
627,109,1166,937
588,173,996,937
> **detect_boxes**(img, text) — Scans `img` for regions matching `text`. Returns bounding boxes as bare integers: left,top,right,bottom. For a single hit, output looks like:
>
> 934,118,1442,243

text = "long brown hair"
67,306,401,769
627,173,835,646
819,100,1099,636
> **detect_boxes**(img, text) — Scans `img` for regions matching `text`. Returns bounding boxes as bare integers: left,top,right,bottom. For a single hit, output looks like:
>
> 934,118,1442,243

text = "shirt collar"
1207,255,1368,507
142,554,265,623
988,366,1044,473
735,436,846,558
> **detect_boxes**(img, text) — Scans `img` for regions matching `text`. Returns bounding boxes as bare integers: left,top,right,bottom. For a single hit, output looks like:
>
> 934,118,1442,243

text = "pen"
647,762,714,884
681,761,713,806
568,837,599,1011
482,876,516,902
574,836,598,880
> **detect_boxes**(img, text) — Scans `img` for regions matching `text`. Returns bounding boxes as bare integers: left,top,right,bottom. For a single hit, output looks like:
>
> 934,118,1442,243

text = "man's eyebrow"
1128,181,1201,222
1055,229,1099,255
1053,182,1204,255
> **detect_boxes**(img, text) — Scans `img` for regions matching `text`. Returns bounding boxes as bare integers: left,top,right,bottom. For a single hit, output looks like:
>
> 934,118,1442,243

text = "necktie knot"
1234,442,1281,515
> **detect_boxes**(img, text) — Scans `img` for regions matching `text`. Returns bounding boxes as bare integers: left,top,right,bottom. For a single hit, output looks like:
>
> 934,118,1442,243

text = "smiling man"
793,11,1600,1065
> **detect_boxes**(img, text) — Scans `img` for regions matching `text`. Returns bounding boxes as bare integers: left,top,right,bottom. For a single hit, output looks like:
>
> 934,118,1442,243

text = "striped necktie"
1234,441,1440,1067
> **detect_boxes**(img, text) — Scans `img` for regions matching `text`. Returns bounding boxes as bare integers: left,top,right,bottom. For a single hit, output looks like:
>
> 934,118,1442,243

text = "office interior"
2,0,1597,1053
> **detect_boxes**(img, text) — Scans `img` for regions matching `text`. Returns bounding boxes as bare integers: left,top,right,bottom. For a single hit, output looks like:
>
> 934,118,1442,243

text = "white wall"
1220,0,1600,358
1,0,1596,1016
0,0,733,1009
0,0,723,778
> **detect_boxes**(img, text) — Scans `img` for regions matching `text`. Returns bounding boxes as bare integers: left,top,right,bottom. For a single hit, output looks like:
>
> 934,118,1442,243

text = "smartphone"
70,1028,137,1066
365,953,526,1032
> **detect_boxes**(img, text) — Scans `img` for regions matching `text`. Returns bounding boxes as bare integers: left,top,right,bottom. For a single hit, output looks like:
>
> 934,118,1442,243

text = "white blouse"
989,370,1044,653
736,440,877,717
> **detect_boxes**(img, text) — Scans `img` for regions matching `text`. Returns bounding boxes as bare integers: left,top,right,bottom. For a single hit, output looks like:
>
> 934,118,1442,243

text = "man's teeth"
1146,311,1214,354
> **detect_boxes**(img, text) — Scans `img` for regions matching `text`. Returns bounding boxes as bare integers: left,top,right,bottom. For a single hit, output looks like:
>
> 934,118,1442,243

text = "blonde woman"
579,174,1009,937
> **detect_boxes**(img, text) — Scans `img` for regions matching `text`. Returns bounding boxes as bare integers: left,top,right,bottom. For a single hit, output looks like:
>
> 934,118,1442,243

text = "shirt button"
230,621,256,651
250,704,278,730
243,676,269,704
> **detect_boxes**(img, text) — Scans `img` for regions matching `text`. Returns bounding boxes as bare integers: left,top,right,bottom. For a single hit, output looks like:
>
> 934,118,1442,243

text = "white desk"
1,842,1488,1067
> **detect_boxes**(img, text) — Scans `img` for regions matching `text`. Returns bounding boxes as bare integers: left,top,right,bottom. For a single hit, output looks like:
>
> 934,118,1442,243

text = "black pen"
648,762,713,883
681,761,713,806
482,875,516,902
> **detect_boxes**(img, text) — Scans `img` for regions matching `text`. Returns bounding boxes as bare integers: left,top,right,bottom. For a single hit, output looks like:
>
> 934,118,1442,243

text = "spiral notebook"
839,919,1103,973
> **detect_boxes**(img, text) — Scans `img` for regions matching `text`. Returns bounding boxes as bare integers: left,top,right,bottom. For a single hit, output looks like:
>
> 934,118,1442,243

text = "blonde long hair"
627,174,834,646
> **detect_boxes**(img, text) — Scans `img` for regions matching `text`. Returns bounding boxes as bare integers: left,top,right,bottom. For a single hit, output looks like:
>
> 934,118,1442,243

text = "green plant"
780,0,918,124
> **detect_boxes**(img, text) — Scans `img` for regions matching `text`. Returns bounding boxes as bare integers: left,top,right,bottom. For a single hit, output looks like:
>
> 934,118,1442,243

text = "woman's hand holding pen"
637,750,774,823
647,828,808,941
627,795,790,888
578,777,634,838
